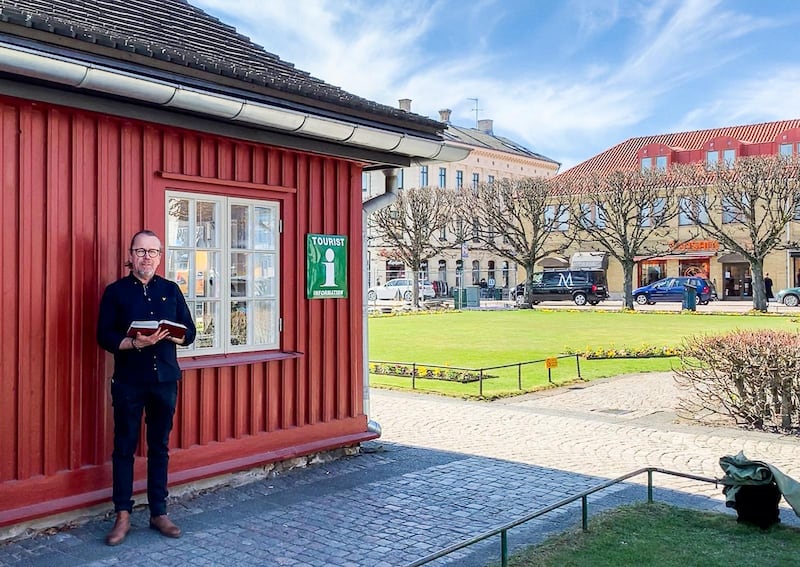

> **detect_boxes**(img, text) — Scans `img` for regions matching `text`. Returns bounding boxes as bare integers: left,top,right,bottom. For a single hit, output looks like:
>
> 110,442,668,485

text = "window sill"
179,350,303,370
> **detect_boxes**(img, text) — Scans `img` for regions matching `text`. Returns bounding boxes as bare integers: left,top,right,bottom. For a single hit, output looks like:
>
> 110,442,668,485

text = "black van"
515,270,609,306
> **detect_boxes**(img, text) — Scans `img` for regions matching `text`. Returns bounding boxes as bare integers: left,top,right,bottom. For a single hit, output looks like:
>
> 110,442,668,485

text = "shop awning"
570,252,608,270
717,253,748,263
538,256,569,268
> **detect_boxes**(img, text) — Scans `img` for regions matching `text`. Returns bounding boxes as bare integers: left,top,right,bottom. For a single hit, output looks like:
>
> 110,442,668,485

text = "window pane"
780,143,793,157
706,150,718,168
166,249,190,294
166,197,190,246
193,301,219,350
196,201,218,247
230,251,249,297
253,300,277,345
195,251,220,298
640,158,650,172
254,206,277,250
253,253,276,297
655,156,667,170
230,204,249,249
722,149,735,167
230,301,248,346
679,197,692,225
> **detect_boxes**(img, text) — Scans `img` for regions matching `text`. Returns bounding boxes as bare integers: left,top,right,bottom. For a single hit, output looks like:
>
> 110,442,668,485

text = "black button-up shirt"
97,273,196,384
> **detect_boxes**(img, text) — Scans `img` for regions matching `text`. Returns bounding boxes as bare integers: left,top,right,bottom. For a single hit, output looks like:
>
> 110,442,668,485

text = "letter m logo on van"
557,272,574,287
306,234,348,299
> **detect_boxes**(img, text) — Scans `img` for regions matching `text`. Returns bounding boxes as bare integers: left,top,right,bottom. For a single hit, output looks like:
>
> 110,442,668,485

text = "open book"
127,319,187,340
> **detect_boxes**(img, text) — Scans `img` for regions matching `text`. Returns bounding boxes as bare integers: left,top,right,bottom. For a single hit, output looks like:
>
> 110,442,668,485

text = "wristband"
131,337,141,351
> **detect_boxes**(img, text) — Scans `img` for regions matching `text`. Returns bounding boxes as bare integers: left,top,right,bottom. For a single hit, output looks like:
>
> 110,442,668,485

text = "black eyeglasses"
131,248,161,258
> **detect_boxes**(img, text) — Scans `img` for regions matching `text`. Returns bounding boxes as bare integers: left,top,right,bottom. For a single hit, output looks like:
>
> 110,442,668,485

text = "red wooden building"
0,0,468,529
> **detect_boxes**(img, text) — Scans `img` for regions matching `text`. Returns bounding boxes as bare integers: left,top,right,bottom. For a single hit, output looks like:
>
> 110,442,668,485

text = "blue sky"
191,0,800,171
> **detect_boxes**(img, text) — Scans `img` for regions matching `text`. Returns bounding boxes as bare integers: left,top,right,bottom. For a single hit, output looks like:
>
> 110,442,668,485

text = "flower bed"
369,362,497,383
563,344,682,360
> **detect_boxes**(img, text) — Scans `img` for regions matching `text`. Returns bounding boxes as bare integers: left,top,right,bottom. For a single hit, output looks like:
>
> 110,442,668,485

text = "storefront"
718,253,752,299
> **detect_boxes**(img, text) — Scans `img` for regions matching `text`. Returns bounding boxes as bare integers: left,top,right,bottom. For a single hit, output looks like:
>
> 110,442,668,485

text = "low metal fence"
368,354,583,396
405,467,718,567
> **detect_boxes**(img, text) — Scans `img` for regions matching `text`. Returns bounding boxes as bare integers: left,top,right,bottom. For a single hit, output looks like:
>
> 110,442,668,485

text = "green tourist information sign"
306,234,348,299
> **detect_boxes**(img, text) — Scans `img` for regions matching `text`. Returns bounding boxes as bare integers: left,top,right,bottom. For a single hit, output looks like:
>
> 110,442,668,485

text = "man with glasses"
97,230,196,546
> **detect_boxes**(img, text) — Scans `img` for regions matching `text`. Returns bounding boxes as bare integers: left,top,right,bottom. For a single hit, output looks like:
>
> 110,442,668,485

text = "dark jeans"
111,379,178,516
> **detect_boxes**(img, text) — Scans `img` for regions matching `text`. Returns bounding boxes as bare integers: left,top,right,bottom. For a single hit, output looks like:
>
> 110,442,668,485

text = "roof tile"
0,0,442,131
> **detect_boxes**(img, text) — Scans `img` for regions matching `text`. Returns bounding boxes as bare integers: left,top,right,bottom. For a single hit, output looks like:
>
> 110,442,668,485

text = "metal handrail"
369,354,583,395
404,467,718,567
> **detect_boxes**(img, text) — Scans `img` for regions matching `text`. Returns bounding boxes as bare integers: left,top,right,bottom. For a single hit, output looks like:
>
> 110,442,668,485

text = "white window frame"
165,191,281,355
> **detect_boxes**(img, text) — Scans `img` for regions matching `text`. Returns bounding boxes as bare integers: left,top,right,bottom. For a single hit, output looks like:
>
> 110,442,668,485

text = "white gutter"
0,41,471,163
361,168,401,435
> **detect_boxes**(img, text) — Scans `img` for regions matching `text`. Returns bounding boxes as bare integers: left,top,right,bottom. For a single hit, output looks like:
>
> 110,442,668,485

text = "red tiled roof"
560,119,800,178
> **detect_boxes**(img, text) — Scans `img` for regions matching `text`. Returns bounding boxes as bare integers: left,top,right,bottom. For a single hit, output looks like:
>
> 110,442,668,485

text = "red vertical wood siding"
0,94,372,527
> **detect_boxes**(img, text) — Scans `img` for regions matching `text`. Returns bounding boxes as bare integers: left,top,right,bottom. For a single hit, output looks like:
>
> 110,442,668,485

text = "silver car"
367,278,436,301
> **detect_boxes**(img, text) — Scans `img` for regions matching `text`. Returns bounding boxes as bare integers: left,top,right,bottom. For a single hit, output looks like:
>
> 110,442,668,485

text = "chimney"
477,119,493,135
398,98,412,112
438,108,452,123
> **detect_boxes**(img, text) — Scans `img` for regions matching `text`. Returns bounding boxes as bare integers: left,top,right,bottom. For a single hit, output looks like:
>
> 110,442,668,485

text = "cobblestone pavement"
2,372,799,566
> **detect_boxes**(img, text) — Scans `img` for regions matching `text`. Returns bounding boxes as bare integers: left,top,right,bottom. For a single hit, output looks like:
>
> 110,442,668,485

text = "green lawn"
368,310,798,398
503,502,800,567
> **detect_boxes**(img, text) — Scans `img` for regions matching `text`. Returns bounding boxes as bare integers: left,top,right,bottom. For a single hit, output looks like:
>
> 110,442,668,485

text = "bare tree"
676,155,800,312
368,186,456,306
561,169,682,309
460,177,575,303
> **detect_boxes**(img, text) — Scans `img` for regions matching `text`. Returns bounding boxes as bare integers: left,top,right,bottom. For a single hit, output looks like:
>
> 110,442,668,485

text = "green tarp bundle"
719,450,800,517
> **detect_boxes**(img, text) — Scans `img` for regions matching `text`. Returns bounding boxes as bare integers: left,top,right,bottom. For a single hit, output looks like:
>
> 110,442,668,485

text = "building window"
722,195,747,224
471,260,480,285
456,170,464,189
706,150,719,169
361,172,368,192
655,156,667,171
545,205,569,231
420,165,428,187
166,192,280,354
679,196,708,225
472,173,480,189
640,198,665,227
472,217,480,240
722,148,735,167
397,169,404,189
439,226,447,240
439,167,447,188
640,158,650,173
488,175,495,184
580,203,606,228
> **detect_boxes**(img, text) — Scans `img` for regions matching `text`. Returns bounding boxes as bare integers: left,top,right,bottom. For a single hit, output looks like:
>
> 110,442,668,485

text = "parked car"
516,270,609,307
776,286,800,306
367,278,435,301
633,276,712,305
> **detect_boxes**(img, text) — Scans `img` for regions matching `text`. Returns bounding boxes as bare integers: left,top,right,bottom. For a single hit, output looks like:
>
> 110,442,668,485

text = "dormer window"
638,144,672,172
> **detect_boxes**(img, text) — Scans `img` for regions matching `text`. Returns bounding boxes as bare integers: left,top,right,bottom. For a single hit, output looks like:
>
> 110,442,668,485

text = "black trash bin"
682,284,697,311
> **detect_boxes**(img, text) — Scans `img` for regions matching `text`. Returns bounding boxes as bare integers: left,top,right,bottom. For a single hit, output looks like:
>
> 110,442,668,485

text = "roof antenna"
467,97,481,128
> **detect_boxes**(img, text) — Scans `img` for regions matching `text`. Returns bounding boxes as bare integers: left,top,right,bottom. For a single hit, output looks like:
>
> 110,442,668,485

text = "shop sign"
670,240,719,252
306,234,348,299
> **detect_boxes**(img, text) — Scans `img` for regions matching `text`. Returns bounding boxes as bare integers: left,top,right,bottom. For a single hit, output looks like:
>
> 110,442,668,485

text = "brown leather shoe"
149,514,181,538
105,511,131,546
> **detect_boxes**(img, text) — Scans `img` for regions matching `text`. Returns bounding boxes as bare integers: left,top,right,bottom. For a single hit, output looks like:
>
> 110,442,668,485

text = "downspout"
361,168,400,435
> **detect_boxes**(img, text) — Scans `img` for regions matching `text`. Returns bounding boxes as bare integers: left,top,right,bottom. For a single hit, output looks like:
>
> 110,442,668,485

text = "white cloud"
190,0,800,170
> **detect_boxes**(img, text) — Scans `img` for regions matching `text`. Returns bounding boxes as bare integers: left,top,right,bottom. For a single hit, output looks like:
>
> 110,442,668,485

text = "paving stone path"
2,371,798,566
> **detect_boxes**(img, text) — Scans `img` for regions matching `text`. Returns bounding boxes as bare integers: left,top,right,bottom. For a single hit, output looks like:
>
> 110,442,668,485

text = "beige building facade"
550,120,800,300
363,100,560,297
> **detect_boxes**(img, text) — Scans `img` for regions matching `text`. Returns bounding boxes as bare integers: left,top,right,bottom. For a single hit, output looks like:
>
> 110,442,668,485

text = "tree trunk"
621,260,635,310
